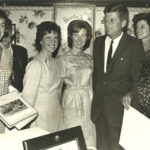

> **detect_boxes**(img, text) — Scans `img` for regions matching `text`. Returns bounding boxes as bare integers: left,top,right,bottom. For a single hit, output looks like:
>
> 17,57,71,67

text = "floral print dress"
136,50,150,118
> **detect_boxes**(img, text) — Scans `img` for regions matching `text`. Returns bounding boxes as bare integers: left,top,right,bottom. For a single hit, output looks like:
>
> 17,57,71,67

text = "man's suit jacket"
91,33,145,128
11,44,28,92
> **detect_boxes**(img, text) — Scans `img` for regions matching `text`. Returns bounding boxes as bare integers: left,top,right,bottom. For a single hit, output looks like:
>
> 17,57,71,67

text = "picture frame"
23,126,87,150
54,3,95,55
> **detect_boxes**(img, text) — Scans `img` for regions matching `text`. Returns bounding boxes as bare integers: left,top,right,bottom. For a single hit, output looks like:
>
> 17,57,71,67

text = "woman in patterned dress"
131,13,150,118
22,21,63,133
59,20,96,148
0,10,12,133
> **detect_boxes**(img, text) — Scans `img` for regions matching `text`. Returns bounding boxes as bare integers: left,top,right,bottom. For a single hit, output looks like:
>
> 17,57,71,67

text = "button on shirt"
104,32,123,73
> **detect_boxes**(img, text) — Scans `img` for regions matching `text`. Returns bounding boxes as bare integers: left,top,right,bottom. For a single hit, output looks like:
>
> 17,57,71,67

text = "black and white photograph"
0,0,150,150
0,98,27,117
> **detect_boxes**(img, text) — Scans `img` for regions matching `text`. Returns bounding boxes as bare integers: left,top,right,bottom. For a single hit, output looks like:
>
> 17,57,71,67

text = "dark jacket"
91,33,145,127
11,44,28,92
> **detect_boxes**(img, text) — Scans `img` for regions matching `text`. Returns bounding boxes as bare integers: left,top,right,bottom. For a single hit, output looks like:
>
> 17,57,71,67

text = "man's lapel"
100,36,106,75
11,44,17,68
106,33,128,76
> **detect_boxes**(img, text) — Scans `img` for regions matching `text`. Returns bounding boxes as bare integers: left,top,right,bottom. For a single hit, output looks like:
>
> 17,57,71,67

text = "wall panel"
0,5,150,57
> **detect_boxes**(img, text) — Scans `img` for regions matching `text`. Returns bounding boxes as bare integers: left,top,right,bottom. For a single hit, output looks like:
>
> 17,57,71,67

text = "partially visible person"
92,3,145,150
0,10,6,40
58,20,96,148
1,18,28,92
22,21,63,133
123,13,150,118
0,9,12,133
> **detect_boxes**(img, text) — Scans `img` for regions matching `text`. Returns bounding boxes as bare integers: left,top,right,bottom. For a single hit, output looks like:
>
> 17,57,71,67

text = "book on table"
0,91,38,130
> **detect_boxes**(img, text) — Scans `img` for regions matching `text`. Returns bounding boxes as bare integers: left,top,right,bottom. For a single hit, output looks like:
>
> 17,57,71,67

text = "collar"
106,32,123,44
39,51,53,62
1,43,13,55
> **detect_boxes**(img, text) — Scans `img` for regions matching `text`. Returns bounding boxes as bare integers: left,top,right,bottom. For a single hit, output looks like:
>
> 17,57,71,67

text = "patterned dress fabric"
0,44,13,133
58,51,96,147
136,50,150,118
22,52,63,133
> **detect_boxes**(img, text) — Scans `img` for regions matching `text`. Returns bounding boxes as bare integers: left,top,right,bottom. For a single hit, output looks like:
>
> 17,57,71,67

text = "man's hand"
121,92,132,110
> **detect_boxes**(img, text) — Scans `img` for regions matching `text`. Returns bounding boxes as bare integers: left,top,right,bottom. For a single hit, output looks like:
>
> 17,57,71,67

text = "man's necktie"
106,40,113,72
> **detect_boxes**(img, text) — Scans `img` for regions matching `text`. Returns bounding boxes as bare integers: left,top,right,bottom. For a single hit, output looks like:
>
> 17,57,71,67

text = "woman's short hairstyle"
67,20,92,51
0,9,8,24
104,3,129,32
0,9,9,41
2,18,13,38
35,21,61,56
132,13,150,34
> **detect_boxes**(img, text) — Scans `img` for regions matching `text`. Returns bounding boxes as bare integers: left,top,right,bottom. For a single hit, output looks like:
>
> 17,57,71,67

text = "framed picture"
23,126,87,150
54,3,95,55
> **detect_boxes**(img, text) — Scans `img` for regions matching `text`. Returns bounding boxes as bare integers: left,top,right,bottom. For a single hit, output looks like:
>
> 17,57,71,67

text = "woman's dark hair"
0,9,8,24
35,21,61,57
67,20,92,51
0,9,10,41
2,18,13,38
132,13,150,35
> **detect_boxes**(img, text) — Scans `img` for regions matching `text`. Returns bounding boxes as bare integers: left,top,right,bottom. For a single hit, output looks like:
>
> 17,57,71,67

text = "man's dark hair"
104,3,129,32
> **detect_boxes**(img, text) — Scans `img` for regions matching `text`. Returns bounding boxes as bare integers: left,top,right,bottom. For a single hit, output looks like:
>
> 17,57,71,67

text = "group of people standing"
22,20,96,147
1,2,150,150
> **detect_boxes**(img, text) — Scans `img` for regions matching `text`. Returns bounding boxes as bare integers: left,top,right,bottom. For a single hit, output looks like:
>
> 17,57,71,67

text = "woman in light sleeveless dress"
59,20,96,148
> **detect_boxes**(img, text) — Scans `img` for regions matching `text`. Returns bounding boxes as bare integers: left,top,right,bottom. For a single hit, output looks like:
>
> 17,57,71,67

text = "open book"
0,92,38,130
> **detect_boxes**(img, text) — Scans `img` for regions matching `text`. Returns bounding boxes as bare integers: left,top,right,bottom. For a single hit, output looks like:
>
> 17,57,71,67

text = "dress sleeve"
22,60,42,106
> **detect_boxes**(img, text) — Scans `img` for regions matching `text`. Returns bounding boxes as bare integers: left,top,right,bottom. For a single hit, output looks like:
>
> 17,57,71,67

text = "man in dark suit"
91,3,145,150
11,44,28,92
2,18,28,92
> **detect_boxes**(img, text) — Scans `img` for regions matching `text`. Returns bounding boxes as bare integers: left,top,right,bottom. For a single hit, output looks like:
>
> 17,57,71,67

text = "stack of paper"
119,106,150,150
